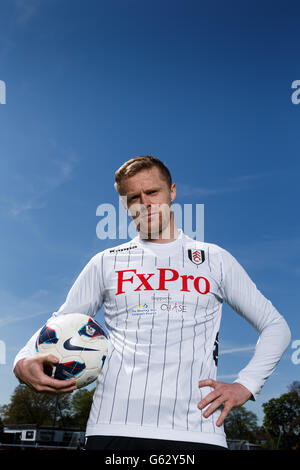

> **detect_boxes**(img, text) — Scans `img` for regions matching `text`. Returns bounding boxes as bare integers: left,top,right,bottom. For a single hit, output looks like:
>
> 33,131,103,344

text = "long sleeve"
13,252,105,371
219,247,291,400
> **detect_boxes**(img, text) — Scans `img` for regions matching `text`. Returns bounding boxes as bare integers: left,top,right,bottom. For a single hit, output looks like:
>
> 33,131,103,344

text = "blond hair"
114,155,172,194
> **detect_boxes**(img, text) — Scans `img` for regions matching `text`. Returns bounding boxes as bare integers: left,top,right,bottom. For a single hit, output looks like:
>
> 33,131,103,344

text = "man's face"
119,166,176,239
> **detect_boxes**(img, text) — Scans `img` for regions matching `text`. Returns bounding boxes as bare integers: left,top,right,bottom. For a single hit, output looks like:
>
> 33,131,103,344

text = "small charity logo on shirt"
132,304,157,315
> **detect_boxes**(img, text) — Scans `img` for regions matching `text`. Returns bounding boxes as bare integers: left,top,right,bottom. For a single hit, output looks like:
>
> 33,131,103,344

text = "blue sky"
0,0,299,426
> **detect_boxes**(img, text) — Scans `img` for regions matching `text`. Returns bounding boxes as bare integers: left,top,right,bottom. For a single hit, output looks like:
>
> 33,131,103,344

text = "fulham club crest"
188,249,205,265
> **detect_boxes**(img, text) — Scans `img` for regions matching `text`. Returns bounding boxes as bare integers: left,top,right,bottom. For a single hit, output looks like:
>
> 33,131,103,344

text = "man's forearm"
233,314,291,400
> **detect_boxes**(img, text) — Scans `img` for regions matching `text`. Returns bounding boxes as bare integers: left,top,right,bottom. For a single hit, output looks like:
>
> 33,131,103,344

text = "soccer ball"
35,313,108,389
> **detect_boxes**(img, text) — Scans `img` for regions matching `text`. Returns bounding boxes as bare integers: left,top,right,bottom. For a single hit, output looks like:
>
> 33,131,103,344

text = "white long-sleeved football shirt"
14,230,291,448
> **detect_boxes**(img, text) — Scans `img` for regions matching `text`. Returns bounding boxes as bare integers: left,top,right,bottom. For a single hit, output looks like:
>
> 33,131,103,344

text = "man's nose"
140,193,151,208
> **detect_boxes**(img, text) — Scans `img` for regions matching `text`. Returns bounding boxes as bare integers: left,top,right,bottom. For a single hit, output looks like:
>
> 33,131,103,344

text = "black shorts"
84,435,227,451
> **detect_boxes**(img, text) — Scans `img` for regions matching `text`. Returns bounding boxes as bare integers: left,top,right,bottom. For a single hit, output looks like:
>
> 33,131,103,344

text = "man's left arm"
198,247,291,426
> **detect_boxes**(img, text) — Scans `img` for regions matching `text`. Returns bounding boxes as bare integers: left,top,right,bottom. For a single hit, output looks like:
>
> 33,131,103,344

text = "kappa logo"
188,249,205,265
109,245,138,253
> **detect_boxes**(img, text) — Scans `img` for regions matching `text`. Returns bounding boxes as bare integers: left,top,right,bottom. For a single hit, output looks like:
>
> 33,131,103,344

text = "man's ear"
170,183,176,203
120,194,129,212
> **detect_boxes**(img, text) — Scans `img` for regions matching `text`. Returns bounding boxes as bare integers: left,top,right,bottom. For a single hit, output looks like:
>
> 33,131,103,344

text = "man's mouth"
143,211,159,220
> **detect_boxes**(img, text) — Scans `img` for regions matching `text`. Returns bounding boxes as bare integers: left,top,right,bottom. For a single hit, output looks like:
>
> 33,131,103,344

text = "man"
13,155,291,451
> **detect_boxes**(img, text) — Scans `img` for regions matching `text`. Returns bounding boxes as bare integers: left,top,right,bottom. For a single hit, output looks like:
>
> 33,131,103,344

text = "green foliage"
0,384,72,427
224,406,259,442
262,381,300,450
70,387,95,428
0,384,96,430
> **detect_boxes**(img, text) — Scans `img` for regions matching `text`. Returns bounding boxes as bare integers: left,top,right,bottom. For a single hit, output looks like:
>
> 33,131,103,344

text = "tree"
288,381,300,396
0,384,96,430
0,384,73,427
70,387,95,429
262,383,300,450
224,406,259,442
